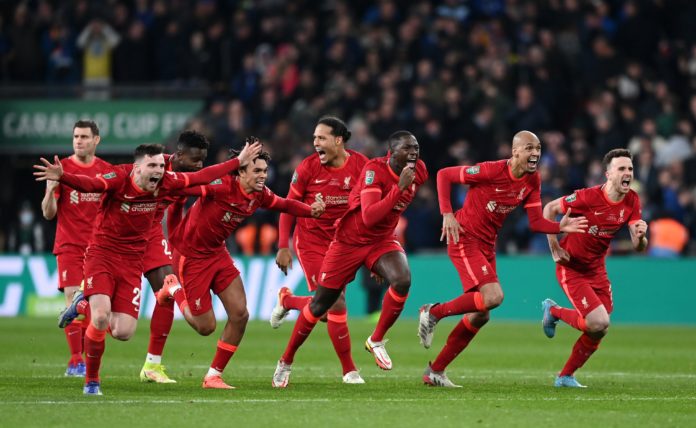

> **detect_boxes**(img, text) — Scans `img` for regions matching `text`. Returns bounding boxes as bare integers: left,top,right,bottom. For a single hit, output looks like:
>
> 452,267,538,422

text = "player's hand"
559,208,588,234
370,271,385,285
398,164,416,191
550,243,571,264
46,179,59,192
237,137,262,167
440,212,464,244
633,219,648,239
275,248,293,275
33,155,63,181
310,193,325,218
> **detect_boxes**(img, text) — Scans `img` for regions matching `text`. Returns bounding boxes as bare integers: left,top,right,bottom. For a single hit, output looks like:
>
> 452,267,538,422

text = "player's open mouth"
621,177,631,189
527,156,538,169
149,176,160,184
316,149,327,161
406,157,417,169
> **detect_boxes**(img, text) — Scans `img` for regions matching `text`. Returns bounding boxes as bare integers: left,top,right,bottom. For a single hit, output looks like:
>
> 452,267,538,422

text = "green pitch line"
1,318,694,427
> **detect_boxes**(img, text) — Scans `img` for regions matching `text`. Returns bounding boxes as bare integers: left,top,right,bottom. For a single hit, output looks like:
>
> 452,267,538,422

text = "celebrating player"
271,116,368,384
34,141,262,395
418,130,588,387
41,120,112,377
137,131,209,384
161,142,325,389
272,130,427,388
541,148,647,388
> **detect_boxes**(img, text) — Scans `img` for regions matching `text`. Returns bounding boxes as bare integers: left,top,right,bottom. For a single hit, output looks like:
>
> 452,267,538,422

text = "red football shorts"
447,232,498,292
142,228,173,273
174,250,240,316
319,238,404,290
83,245,145,319
556,264,613,317
55,245,86,290
293,233,330,292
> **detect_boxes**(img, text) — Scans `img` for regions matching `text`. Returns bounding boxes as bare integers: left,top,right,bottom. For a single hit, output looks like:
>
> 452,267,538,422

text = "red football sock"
551,306,587,331
431,316,480,372
559,333,601,377
283,294,312,310
210,340,238,373
84,324,106,383
148,299,174,356
77,299,91,324
281,305,319,364
327,310,356,375
429,291,486,320
370,287,408,342
171,286,189,314
64,322,83,361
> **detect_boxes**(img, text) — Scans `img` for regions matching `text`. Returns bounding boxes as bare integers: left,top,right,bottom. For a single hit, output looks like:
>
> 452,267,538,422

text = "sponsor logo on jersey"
466,166,480,174
365,170,375,185
486,201,497,212
121,202,131,212
70,190,79,204
102,172,116,180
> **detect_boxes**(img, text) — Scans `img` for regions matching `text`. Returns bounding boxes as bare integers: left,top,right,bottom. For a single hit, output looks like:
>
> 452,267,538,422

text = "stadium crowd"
1,0,696,255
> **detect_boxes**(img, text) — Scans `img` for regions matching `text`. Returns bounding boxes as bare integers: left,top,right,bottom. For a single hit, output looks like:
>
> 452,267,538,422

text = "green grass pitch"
1,317,694,427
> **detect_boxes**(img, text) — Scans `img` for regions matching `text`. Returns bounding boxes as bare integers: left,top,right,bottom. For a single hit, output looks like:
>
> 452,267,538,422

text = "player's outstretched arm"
179,140,263,187
629,220,648,252
34,155,110,192
542,197,571,263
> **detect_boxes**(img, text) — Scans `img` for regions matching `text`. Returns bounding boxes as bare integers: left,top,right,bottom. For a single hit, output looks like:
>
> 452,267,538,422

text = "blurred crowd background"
1,0,695,257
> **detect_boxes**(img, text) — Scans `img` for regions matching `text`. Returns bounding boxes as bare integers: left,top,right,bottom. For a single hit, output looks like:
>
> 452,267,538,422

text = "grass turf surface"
1,317,694,427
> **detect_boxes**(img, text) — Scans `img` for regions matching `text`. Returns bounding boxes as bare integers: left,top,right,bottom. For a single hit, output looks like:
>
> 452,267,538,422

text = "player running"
41,120,111,377
271,116,368,384
272,130,427,388
541,148,647,388
137,130,209,384
34,141,262,395
161,142,325,389
418,130,588,387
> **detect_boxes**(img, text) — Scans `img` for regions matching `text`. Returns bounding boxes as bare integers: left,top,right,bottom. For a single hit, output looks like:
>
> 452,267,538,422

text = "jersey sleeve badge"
465,166,480,175
365,170,375,185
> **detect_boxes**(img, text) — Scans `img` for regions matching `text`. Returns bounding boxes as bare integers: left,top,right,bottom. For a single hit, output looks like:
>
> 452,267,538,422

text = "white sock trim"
146,353,162,364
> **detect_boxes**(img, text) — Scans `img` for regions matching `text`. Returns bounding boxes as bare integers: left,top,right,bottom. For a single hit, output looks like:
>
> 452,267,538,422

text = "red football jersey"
121,154,177,233
169,175,279,257
453,160,542,246
289,150,368,243
52,156,112,254
559,185,642,270
334,156,428,245
89,166,194,255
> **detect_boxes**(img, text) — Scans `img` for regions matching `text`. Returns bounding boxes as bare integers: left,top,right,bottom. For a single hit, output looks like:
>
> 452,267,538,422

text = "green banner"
0,254,693,324
0,100,202,154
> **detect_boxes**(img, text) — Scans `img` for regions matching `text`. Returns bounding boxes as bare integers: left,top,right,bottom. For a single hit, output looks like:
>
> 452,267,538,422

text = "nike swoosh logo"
495,188,504,192
338,334,349,340
124,194,137,199
314,179,327,184
594,211,603,216
230,203,238,207
298,331,309,336
86,353,97,358
68,331,79,336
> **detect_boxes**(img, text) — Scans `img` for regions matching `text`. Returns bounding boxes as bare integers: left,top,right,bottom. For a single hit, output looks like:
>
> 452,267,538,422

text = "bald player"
417,131,588,387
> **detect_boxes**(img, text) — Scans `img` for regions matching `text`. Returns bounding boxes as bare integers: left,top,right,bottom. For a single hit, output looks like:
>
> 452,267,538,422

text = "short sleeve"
628,193,643,225
289,161,309,198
